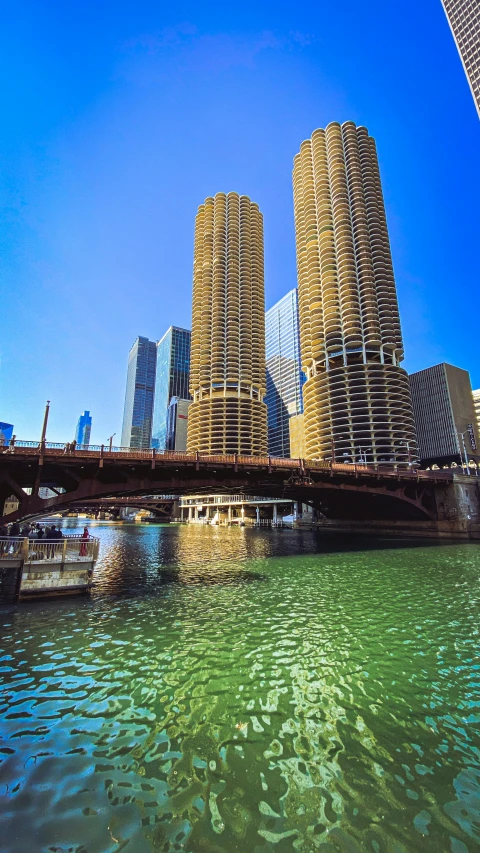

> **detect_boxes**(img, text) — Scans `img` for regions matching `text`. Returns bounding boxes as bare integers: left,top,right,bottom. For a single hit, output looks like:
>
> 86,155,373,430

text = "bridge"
63,496,176,520
0,440,459,532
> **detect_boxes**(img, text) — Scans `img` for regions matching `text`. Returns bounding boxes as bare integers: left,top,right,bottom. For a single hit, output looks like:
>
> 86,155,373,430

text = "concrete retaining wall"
20,561,93,597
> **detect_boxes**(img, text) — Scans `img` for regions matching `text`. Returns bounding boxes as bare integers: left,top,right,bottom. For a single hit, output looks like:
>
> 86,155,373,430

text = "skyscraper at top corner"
186,192,268,455
292,121,418,466
441,0,480,118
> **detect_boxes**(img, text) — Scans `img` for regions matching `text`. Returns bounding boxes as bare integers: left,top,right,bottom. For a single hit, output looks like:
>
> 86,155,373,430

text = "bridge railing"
0,536,100,563
0,538,27,559
0,440,457,481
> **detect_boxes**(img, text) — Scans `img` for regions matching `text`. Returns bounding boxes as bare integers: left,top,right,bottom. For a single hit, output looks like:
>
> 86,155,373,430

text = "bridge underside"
0,454,437,525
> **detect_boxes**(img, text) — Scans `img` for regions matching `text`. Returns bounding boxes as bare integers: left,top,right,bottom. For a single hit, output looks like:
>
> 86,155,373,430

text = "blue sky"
1,0,479,443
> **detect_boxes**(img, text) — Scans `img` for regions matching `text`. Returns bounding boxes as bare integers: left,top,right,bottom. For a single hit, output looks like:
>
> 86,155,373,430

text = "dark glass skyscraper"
152,326,191,450
75,411,92,446
265,289,304,457
121,336,157,449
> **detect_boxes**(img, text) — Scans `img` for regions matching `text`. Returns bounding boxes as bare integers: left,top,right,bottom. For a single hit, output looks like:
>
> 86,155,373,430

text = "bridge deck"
0,441,458,527
0,443,452,481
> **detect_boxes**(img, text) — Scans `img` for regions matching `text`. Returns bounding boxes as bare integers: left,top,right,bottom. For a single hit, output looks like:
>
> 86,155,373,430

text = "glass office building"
265,289,304,457
121,336,157,448
75,411,92,446
0,422,14,444
152,327,191,450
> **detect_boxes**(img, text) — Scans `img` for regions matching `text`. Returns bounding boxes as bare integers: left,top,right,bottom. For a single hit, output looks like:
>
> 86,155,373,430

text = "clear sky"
1,0,479,444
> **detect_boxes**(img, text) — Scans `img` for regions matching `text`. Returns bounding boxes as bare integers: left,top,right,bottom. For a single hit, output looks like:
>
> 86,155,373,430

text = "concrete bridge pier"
433,474,480,537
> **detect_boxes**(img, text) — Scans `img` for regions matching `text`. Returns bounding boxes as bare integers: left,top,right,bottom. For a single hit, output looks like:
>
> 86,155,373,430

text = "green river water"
1,522,480,853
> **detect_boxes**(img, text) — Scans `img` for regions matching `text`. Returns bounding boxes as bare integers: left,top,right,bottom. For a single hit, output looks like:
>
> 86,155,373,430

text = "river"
1,521,480,852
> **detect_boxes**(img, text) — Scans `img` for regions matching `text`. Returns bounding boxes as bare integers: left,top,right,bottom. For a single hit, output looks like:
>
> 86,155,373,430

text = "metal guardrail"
0,536,100,563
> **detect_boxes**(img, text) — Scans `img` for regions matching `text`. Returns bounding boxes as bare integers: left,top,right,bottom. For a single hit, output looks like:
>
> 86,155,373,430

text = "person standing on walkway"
79,526,90,557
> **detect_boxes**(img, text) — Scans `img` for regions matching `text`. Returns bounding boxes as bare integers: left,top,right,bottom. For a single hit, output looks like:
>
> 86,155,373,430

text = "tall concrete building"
152,326,191,450
410,363,479,465
75,411,92,446
121,336,157,449
474,388,480,432
265,289,304,457
292,121,418,465
187,192,267,455
441,0,480,117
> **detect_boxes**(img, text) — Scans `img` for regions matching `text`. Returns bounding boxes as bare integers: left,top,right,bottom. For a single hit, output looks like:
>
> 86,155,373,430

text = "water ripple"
1,523,480,852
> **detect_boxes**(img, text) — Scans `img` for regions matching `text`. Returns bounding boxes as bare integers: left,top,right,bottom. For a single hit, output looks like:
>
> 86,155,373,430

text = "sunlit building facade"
441,0,480,117
293,121,418,465
121,336,157,449
289,413,306,458
152,326,191,450
187,192,267,455
265,289,304,457
474,388,480,432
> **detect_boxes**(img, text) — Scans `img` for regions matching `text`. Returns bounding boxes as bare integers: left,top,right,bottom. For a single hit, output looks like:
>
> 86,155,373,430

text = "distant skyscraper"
121,336,157,449
152,326,191,450
165,397,191,451
265,289,304,457
409,363,479,465
0,422,14,444
441,0,480,117
293,121,418,465
75,411,92,446
187,192,267,455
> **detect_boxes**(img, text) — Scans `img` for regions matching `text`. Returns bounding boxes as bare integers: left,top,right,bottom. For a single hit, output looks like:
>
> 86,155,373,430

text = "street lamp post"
397,439,412,468
331,434,346,464
40,400,50,450
457,430,471,476
108,433,116,453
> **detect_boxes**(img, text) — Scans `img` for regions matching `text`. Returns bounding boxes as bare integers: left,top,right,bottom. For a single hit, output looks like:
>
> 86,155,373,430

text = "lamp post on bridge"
457,430,471,477
40,401,50,451
397,440,412,468
108,433,116,453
